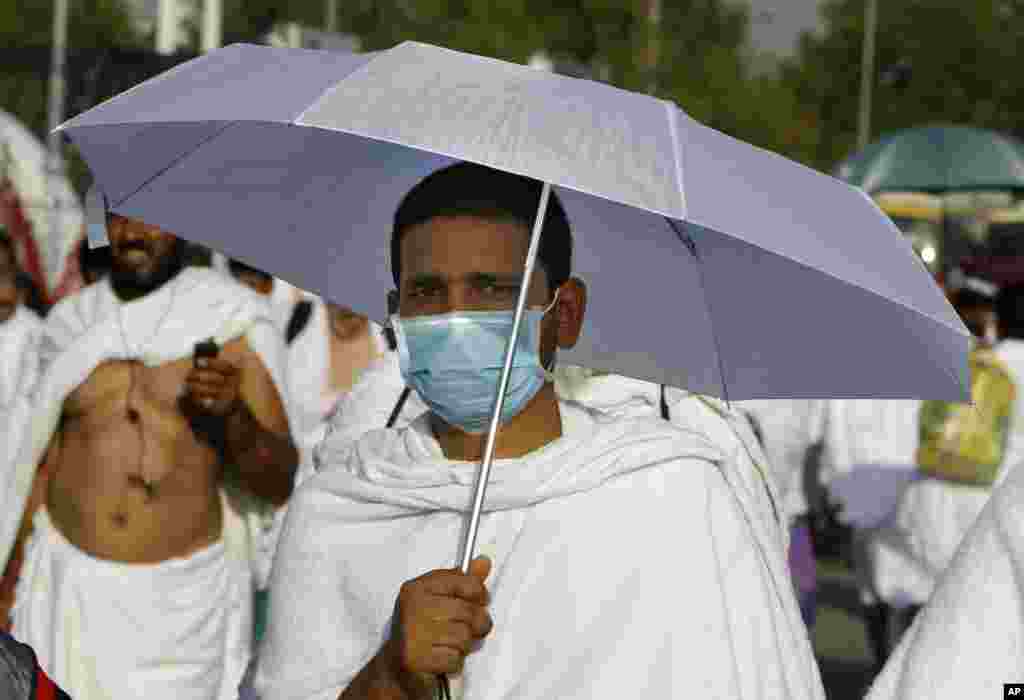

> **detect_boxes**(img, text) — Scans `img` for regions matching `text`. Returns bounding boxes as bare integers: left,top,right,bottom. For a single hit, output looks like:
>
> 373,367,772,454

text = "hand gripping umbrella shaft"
439,182,551,700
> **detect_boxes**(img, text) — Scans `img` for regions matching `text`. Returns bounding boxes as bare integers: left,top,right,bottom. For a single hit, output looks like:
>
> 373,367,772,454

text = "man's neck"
432,383,563,462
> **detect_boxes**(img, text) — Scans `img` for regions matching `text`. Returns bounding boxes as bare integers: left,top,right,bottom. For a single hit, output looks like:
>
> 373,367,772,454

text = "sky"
746,0,825,57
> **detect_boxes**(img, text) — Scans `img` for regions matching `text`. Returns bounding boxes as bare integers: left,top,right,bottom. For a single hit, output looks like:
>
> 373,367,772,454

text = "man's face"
398,215,560,362
0,245,18,323
107,214,182,295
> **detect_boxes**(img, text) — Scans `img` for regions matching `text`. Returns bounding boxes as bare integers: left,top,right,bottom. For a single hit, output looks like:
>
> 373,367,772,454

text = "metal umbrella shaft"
439,182,552,700
458,180,552,573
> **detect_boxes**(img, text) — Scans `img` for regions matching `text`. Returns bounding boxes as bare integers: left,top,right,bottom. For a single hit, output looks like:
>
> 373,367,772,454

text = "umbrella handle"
456,180,551,574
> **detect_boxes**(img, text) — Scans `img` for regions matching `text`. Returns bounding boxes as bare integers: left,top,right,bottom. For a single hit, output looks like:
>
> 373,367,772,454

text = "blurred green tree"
0,0,147,194
780,0,1022,171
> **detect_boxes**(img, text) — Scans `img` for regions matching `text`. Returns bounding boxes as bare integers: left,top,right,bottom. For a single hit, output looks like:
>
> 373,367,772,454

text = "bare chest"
66,358,192,417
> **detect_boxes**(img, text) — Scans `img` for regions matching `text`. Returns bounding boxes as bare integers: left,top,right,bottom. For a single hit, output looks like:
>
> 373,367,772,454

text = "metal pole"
646,0,661,95
326,0,338,33
457,182,552,574
856,0,878,151
45,0,69,301
201,0,223,53
156,0,178,55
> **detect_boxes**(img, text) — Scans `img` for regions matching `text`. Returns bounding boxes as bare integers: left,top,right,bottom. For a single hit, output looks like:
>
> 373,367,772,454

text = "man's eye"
481,284,517,296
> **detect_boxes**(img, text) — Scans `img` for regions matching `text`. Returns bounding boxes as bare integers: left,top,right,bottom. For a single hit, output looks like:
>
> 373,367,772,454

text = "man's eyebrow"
466,272,522,284
406,273,444,288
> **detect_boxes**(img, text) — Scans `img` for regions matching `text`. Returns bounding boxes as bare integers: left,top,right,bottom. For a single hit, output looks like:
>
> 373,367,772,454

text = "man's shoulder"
571,403,726,477
1,306,42,339
179,266,267,302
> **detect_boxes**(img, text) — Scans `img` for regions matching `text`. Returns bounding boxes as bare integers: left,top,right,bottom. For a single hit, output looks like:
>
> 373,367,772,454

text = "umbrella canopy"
57,41,969,401
835,125,1024,194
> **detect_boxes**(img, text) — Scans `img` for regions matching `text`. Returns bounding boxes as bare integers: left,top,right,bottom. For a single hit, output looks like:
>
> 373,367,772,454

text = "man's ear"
556,278,587,350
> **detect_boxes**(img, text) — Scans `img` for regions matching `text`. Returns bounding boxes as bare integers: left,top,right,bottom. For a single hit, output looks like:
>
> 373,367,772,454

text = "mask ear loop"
540,287,561,376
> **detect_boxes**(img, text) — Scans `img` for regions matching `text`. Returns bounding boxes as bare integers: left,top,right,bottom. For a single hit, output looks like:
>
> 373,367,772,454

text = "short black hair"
228,258,272,282
391,162,572,293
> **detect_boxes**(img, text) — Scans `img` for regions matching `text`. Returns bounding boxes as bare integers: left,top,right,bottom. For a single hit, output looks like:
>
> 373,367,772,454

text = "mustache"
116,241,150,253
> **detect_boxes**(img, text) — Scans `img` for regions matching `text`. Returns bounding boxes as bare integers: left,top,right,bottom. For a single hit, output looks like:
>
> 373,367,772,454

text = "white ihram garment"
254,400,824,700
0,307,42,483
865,451,1024,699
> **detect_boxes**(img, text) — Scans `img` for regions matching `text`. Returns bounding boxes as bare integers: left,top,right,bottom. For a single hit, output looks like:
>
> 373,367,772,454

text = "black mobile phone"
194,338,220,366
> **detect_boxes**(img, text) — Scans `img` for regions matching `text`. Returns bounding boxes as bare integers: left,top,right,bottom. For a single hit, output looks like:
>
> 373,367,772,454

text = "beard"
110,240,187,301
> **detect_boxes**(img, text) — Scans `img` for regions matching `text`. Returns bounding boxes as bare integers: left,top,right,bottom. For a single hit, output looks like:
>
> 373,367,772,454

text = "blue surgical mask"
392,291,559,434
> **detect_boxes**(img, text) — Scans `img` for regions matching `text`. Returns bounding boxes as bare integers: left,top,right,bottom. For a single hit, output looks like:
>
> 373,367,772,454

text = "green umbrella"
835,125,1024,194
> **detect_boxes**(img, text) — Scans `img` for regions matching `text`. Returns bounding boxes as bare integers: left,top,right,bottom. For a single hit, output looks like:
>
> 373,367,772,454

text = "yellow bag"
917,346,1016,486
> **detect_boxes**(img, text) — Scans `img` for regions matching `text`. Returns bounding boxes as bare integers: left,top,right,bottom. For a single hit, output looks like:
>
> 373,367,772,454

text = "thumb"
468,555,492,581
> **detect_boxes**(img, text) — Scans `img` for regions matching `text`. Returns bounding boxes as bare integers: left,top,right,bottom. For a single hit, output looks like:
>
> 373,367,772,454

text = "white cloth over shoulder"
12,494,253,700
0,266,292,584
255,401,825,700
0,307,42,482
553,366,787,548
865,451,1024,700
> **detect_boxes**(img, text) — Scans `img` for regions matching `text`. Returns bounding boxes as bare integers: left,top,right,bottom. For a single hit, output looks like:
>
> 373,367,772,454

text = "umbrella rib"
665,217,730,406
108,120,239,210
664,102,688,218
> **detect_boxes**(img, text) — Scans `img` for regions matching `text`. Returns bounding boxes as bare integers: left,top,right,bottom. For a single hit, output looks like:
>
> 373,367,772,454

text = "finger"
468,556,492,582
195,357,237,374
425,646,467,676
185,386,223,406
425,597,491,638
188,370,229,385
421,571,489,604
185,378,222,394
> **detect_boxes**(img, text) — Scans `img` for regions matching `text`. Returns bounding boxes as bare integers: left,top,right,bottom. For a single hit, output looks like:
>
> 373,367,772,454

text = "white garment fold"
12,493,253,700
553,367,787,548
819,400,992,607
0,307,42,409
0,307,42,484
819,400,921,486
255,401,825,700
868,477,991,607
996,338,1024,484
735,399,828,522
865,453,1024,699
0,266,292,602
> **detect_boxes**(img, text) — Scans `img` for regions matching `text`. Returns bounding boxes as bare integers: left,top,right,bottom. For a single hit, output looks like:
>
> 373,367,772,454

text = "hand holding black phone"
194,338,220,366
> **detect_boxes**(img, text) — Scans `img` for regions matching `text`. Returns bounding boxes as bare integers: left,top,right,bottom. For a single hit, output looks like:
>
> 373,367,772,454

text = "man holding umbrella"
254,163,824,700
